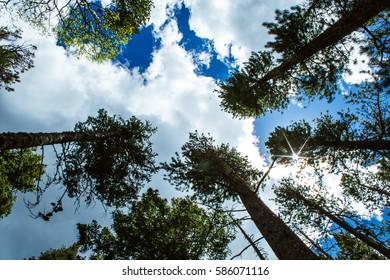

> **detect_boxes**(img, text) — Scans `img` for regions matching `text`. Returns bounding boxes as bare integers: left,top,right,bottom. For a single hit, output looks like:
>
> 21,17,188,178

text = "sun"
271,128,311,164
292,153,299,162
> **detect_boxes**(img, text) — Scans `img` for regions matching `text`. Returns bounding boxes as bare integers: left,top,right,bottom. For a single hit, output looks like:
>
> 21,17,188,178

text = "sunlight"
272,128,311,165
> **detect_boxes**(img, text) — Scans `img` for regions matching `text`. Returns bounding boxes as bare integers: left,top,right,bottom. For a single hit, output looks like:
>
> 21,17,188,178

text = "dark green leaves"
7,0,153,62
162,132,260,205
0,148,44,219
334,232,387,260
217,51,291,118
0,26,36,92
218,0,389,118
78,188,235,260
55,0,153,61
30,244,82,260
62,109,158,208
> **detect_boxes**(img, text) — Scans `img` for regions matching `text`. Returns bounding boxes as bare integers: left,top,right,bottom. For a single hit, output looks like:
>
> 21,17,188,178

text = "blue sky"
0,0,385,260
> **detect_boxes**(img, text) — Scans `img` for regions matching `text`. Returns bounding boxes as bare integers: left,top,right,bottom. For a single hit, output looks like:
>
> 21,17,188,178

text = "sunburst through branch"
272,128,311,163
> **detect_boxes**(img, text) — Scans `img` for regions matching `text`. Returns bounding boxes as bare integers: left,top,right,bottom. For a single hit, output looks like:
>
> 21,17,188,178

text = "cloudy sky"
0,0,375,260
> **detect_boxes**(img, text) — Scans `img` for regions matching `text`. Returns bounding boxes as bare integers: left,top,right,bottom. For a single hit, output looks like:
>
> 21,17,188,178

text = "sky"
0,0,379,260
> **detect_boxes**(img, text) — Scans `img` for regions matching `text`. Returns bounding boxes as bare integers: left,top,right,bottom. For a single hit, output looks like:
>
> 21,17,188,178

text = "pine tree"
0,26,36,92
217,0,390,118
3,0,153,62
77,188,236,260
163,132,318,260
1,109,158,218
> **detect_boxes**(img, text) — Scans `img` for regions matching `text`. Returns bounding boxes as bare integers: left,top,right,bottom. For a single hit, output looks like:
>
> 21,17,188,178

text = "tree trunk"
312,138,390,152
295,227,334,260
214,158,318,260
287,188,390,259
360,183,390,198
260,0,390,82
0,131,120,150
230,215,266,260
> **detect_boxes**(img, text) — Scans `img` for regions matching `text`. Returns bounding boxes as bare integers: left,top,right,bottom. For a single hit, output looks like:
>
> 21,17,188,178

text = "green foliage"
265,120,312,165
266,72,389,211
217,0,387,118
30,243,82,260
0,26,36,92
9,0,153,62
273,176,390,259
217,51,291,118
162,131,260,205
62,109,158,209
334,232,387,260
0,148,44,219
77,188,235,260
273,177,345,233
340,169,389,211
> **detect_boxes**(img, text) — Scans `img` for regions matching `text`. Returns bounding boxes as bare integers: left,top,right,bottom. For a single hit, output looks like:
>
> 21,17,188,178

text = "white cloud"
193,51,212,69
343,45,373,84
2,0,381,261
183,0,300,64
0,4,267,259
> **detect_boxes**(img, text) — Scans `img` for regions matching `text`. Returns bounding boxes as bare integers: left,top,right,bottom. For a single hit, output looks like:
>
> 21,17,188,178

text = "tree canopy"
0,26,36,92
60,109,158,210
75,188,235,259
2,0,153,62
265,66,389,212
1,0,389,261
163,132,318,260
0,148,44,219
217,0,390,118
0,109,158,220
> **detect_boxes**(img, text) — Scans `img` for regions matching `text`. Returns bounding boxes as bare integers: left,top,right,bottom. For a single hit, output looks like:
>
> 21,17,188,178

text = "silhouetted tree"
265,76,389,210
29,243,82,260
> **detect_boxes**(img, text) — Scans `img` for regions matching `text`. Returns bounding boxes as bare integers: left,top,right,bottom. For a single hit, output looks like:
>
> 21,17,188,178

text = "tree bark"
287,188,390,259
214,158,318,260
0,131,120,150
260,0,390,82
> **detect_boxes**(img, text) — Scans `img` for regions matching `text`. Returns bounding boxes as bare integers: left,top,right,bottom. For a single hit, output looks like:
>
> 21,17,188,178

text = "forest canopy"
0,0,389,261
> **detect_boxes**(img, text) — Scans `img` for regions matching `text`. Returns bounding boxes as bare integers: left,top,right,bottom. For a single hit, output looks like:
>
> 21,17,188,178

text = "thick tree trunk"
0,131,120,150
288,188,390,259
214,158,318,260
260,0,390,82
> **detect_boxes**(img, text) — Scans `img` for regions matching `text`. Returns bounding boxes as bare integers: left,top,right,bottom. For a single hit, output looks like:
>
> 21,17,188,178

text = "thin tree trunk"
359,183,390,198
214,158,318,260
287,188,390,259
229,214,266,260
0,131,120,150
260,0,390,82
312,138,390,152
295,227,334,260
